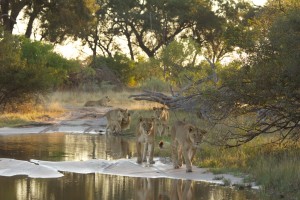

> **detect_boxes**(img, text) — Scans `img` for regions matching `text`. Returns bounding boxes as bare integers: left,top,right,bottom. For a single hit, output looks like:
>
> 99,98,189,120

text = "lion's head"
187,125,207,147
153,107,168,120
120,109,130,120
102,96,111,103
139,117,155,135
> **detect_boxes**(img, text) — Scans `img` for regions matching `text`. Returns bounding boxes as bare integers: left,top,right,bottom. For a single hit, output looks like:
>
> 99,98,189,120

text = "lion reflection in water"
135,178,194,200
105,134,132,160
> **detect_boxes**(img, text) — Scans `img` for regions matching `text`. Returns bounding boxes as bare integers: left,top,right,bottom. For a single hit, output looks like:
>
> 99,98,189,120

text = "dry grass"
0,101,64,127
0,90,162,128
49,90,162,110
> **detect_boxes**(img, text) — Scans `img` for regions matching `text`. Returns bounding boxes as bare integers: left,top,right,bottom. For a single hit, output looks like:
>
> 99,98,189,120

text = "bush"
93,54,135,86
140,78,169,92
0,34,79,112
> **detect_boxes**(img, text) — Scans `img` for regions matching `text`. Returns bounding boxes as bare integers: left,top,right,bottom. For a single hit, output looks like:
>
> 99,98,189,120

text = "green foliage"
0,34,80,112
40,0,96,43
268,9,300,87
133,58,163,84
21,38,80,87
197,135,300,198
158,39,203,87
220,7,300,106
93,54,135,85
248,148,300,199
139,78,169,92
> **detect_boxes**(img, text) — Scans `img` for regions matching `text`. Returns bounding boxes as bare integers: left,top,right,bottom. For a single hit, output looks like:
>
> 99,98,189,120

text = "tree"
158,39,204,87
190,0,259,64
93,54,135,86
130,2,300,147
0,0,95,41
0,0,29,34
99,0,214,60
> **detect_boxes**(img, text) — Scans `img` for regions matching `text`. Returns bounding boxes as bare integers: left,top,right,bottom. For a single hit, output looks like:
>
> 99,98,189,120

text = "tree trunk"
1,0,11,33
25,6,42,38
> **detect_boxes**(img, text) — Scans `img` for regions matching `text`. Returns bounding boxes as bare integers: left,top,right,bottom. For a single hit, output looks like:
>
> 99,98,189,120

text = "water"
0,133,259,200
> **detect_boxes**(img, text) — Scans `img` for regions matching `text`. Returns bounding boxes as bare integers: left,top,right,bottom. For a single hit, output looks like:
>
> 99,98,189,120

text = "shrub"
140,78,169,92
0,34,79,112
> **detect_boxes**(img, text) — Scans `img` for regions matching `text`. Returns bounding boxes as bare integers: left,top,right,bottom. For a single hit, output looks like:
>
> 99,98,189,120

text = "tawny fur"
153,107,169,136
84,96,111,107
105,108,131,134
171,120,207,172
136,117,156,164
106,120,122,135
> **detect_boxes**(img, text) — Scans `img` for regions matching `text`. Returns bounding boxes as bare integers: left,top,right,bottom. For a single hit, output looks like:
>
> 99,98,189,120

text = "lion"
84,96,111,107
153,106,169,122
153,106,169,136
136,117,156,164
153,118,170,137
120,109,131,131
106,120,122,135
171,120,207,172
105,108,130,135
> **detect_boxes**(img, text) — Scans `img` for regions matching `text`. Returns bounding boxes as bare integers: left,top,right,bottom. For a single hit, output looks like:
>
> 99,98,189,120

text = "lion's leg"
160,123,166,137
172,142,180,169
158,125,162,137
163,124,169,136
183,180,193,199
178,146,183,167
190,147,197,162
183,147,192,172
105,123,110,135
115,122,122,135
160,126,163,137
148,143,155,164
142,143,148,162
111,124,116,135
136,141,142,164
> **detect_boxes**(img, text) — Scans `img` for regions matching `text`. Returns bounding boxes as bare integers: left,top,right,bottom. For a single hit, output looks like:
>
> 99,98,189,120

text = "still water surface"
0,133,259,200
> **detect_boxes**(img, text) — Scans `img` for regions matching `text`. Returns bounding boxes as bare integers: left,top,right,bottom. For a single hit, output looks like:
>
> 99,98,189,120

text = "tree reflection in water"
0,174,258,200
0,133,258,200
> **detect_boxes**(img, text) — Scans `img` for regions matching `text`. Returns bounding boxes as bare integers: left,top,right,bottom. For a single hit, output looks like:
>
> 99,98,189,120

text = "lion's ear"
139,117,143,122
188,126,193,133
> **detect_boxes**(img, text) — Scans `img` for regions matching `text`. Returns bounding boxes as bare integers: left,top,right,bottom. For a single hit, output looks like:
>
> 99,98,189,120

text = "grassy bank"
0,101,64,127
197,141,300,199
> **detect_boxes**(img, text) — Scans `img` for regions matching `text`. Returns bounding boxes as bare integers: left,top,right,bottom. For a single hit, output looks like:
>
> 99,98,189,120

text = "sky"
252,0,267,6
